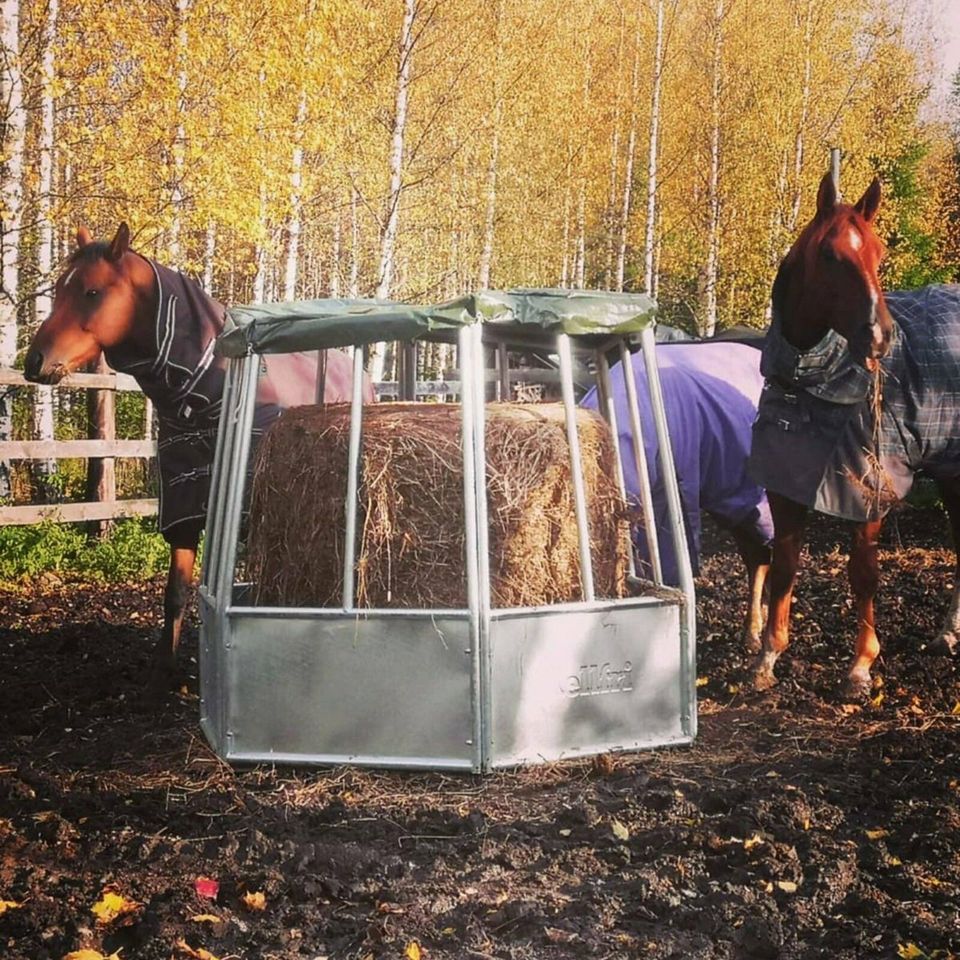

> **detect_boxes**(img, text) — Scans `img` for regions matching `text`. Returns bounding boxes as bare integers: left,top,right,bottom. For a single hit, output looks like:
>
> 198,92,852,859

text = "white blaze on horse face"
847,228,863,252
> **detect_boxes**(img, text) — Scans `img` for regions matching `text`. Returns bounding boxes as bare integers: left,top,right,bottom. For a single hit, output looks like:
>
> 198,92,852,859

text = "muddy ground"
1,507,958,960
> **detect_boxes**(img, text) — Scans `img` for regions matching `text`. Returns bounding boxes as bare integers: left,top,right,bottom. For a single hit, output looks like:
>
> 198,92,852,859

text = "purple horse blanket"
583,341,773,585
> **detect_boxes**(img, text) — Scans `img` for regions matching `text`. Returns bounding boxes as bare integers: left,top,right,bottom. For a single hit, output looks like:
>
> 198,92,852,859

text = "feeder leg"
930,480,960,657
753,493,807,691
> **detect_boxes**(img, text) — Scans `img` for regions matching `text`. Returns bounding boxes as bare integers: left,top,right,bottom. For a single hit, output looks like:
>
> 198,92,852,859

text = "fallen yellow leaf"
91,891,139,925
952,702,960,715
865,828,889,841
776,881,798,893
175,940,220,960
404,942,422,960
744,834,764,850
611,819,630,841
190,914,223,924
63,952,122,960
897,945,926,960
241,891,267,912
696,676,709,687
0,900,21,915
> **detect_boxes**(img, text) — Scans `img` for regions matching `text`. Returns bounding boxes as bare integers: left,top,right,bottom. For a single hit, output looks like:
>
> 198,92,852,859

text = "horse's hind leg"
753,493,807,690
846,518,883,700
929,479,960,656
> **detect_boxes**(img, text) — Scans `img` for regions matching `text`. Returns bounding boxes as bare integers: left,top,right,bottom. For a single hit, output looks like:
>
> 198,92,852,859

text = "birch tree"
0,0,23,499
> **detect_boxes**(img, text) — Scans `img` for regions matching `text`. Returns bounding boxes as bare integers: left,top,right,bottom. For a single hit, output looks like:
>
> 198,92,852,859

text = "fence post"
85,355,116,536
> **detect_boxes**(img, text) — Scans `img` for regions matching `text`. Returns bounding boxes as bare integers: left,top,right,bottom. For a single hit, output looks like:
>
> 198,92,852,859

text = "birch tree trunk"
349,185,359,298
33,0,58,486
615,24,641,292
605,7,626,288
787,0,814,235
283,89,307,301
702,0,724,338
643,0,664,298
372,0,416,383
478,0,503,290
330,202,341,297
0,0,24,499
170,0,189,264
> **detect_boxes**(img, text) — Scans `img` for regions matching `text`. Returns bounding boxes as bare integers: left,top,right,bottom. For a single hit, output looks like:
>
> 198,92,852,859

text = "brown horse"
24,223,372,688
749,173,960,698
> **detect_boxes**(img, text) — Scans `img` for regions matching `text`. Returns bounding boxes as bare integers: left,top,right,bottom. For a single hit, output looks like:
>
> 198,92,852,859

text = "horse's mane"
70,242,116,264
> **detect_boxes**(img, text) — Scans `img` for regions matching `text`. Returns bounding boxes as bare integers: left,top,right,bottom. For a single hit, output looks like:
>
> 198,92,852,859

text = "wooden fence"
0,367,157,526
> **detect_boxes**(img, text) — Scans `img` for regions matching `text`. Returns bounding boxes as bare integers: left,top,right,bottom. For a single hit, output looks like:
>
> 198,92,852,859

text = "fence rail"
1,366,158,527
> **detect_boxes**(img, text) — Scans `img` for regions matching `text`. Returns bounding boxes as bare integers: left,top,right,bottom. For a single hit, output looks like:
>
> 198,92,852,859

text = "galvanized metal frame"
199,320,697,771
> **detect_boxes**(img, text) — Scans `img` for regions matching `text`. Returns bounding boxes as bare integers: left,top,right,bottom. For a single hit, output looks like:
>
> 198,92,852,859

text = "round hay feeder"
199,289,696,772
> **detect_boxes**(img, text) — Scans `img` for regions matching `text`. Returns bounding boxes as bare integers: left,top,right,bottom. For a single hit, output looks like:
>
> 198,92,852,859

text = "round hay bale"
247,402,630,608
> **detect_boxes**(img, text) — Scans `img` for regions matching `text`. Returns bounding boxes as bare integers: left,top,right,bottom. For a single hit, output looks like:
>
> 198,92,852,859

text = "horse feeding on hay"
23,223,373,688
583,341,774,648
749,172,960,699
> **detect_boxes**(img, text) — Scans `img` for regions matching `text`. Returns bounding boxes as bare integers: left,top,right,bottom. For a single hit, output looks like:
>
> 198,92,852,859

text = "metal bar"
341,345,366,610
459,324,484,772
619,340,663,584
314,350,328,404
0,498,158,526
557,333,594,601
496,342,510,400
202,357,240,594
471,322,494,771
0,439,156,459
596,348,636,580
217,353,259,607
639,325,697,739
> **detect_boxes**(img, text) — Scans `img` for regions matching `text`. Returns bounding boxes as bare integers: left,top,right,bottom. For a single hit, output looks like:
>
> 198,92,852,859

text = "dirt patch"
1,507,958,959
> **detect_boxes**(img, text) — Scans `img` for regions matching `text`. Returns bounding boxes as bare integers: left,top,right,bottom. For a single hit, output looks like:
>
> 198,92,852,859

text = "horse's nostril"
24,348,43,380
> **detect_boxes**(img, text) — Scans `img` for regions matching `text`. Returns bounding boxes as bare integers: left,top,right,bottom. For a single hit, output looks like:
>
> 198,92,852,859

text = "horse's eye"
85,289,99,299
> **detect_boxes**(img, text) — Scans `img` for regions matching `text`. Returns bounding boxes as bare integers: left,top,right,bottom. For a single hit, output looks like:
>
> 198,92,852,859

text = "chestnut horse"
749,173,960,698
24,223,372,688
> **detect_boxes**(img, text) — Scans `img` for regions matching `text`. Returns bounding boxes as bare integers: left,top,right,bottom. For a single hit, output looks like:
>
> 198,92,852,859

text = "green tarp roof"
217,288,657,357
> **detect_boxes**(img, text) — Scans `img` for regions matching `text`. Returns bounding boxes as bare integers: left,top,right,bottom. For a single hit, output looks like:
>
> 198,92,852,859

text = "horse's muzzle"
23,347,65,384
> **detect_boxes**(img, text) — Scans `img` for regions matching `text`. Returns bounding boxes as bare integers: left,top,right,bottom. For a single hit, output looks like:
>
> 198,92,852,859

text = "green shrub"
0,519,171,582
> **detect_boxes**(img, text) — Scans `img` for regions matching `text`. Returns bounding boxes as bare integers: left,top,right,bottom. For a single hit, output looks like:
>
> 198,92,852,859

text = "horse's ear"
815,172,837,220
76,226,93,249
854,177,882,223
108,223,130,260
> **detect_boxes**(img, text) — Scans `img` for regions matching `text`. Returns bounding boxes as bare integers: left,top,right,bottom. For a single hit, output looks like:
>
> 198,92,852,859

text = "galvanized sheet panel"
222,611,476,769
198,590,226,754
487,600,691,768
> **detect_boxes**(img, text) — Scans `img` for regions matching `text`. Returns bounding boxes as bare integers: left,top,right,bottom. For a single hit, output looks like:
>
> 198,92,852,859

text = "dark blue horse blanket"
583,342,773,585
749,284,960,521
105,260,281,535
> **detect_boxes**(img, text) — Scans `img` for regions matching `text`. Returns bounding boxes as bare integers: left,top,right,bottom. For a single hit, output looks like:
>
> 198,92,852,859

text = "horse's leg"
929,480,960,656
727,521,771,654
149,523,200,691
846,518,883,700
753,493,807,690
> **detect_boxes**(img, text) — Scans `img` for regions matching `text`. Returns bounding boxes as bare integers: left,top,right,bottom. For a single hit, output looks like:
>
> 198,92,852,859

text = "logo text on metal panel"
564,661,633,698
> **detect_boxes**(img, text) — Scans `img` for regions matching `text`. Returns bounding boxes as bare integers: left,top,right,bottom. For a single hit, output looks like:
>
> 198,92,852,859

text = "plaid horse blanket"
104,261,282,535
749,284,960,521
583,342,773,585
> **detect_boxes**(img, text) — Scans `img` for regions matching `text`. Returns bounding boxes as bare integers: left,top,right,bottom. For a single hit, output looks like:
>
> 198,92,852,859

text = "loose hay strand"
247,403,631,609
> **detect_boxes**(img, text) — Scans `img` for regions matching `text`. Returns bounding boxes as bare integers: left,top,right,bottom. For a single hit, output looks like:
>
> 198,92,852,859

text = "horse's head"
773,172,893,368
24,223,150,383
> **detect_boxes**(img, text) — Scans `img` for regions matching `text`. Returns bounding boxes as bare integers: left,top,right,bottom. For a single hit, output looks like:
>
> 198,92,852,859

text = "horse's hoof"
743,629,763,656
928,632,959,657
751,650,780,691
843,670,873,702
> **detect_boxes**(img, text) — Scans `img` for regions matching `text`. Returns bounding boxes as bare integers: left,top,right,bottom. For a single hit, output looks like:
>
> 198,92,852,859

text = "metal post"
619,340,663,584
596,348,636,580
558,333,595,602
496,342,509,401
459,325,483,771
830,146,841,198
639,327,695,596
200,356,239,593
341,344,366,609
216,352,259,607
